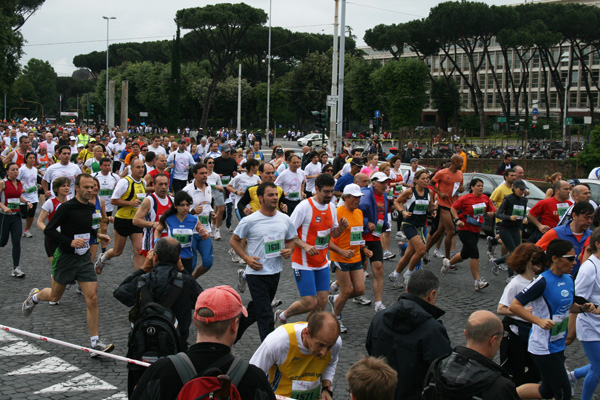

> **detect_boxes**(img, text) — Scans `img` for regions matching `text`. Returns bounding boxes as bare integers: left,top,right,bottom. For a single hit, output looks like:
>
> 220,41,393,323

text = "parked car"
461,173,546,237
297,133,328,147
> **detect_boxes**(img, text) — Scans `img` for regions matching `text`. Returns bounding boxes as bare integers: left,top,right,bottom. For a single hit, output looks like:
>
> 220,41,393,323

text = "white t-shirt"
109,142,126,161
249,322,342,384
43,162,81,198
276,162,288,176
92,171,120,212
147,145,167,156
275,169,306,201
499,274,532,327
167,150,195,181
234,210,296,275
229,173,261,206
289,198,339,270
575,255,600,341
339,162,351,177
303,162,321,194
17,165,39,204
182,181,213,233
45,141,57,157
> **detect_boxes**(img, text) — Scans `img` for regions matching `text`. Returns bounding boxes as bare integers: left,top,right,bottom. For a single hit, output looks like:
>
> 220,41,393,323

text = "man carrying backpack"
131,285,275,400
113,237,202,397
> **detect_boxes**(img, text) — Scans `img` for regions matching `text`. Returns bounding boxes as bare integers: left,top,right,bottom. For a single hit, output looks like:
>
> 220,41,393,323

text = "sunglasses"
562,255,576,261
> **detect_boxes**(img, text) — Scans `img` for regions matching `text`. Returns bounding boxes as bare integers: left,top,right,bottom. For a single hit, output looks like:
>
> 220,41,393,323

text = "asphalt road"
0,178,596,399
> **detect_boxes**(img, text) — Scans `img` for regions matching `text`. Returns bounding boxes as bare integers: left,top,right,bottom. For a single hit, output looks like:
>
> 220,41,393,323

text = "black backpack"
127,272,185,369
421,356,486,400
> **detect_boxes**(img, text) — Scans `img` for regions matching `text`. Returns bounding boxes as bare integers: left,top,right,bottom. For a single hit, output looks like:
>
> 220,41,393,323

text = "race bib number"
172,228,193,248
74,233,90,256
265,234,284,259
210,184,216,190
557,202,569,217
393,184,403,196
92,211,102,230
26,185,37,194
7,198,20,210
512,204,525,219
550,314,569,342
291,380,321,400
99,188,113,197
413,199,429,215
350,226,365,246
315,229,331,250
373,219,384,238
472,202,486,216
221,176,231,185
197,215,211,231
288,191,300,200
136,193,146,201
452,181,460,197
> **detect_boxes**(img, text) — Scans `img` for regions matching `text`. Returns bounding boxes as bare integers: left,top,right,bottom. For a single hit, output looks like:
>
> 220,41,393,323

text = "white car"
297,133,328,147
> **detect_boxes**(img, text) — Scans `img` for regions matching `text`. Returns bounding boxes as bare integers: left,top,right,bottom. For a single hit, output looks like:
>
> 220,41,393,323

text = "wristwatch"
322,385,333,397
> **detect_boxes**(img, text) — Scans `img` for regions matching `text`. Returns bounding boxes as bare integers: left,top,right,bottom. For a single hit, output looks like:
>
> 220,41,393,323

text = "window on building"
570,91,578,108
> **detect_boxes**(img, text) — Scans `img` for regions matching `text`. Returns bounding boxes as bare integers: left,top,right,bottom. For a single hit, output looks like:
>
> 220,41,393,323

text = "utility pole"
266,0,272,136
329,0,339,153
335,0,346,154
237,64,242,133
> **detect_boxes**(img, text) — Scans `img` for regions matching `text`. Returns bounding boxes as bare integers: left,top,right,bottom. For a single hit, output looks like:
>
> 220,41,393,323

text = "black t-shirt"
131,342,275,400
214,156,238,179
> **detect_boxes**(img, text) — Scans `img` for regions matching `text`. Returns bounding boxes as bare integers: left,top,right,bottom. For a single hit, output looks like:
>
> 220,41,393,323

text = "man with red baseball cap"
131,285,275,400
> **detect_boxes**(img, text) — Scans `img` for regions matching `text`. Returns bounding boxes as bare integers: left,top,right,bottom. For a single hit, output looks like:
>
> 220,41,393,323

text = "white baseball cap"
343,184,364,197
371,172,391,182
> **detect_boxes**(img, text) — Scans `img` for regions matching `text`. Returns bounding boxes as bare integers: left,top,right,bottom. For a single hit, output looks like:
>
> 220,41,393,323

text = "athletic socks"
392,270,401,278
90,336,99,348
32,294,39,304
375,301,383,308
279,311,287,321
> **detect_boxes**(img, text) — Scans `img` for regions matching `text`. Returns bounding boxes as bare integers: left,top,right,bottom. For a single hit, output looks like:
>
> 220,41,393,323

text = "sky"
19,0,518,77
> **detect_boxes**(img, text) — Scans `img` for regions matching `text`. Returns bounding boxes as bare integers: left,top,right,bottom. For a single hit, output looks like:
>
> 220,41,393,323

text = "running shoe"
489,258,500,276
337,317,348,334
22,230,33,238
364,270,370,278
353,296,371,306
49,301,60,306
498,263,508,271
89,339,114,358
388,272,404,288
229,248,241,263
237,269,246,293
274,309,285,328
433,249,444,258
12,266,25,278
395,231,407,241
486,236,495,257
328,294,336,311
214,229,221,240
226,226,234,232
94,256,108,275
22,288,39,317
567,370,577,396
329,280,339,295
422,252,430,265
441,258,451,276
403,270,412,286
383,250,396,260
374,303,386,312
271,298,282,308
475,277,490,291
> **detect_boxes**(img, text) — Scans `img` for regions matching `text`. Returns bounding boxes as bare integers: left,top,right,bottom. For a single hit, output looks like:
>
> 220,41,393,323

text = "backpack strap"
226,356,249,387
168,352,197,385
137,279,153,306
161,272,184,310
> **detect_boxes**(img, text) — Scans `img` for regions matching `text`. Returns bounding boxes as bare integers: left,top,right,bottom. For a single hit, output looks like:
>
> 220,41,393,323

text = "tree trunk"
200,77,219,130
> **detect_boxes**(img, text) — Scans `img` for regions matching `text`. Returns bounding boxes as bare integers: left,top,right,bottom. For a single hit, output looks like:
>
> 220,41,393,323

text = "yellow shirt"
115,176,146,220
490,183,513,223
459,151,467,172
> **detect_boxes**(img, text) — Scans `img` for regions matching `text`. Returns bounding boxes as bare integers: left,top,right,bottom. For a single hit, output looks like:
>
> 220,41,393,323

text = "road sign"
374,110,381,118
497,117,506,123
532,108,538,115
532,115,538,122
543,125,550,130
60,112,78,117
139,112,148,117
326,95,338,107
565,117,573,126
584,116,592,125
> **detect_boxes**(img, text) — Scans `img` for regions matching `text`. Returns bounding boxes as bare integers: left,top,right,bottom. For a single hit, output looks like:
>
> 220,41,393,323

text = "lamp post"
561,49,571,147
103,16,116,127
266,0,272,137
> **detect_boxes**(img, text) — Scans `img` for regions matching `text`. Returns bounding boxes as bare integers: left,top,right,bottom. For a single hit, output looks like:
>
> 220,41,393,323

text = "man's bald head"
465,310,502,346
354,173,369,188
572,184,591,203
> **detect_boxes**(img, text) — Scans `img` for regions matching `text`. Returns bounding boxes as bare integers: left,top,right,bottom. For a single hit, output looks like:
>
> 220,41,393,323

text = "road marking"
102,392,128,399
0,341,48,356
34,373,117,393
0,330,19,342
7,356,80,375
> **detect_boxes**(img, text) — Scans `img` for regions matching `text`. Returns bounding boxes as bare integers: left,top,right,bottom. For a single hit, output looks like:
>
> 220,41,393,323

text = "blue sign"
374,110,381,118
532,108,538,115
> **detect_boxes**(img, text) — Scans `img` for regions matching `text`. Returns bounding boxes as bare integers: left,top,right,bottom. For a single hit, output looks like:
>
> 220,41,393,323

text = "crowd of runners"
1,122,600,399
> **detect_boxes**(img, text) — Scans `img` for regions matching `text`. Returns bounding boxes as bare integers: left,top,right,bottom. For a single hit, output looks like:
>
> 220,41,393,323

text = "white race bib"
7,198,20,210
172,228,193,248
315,229,331,250
557,202,569,217
373,219,384,238
512,204,525,219
413,199,429,215
265,234,284,259
472,202,486,216
350,226,365,246
452,181,460,197
74,233,90,256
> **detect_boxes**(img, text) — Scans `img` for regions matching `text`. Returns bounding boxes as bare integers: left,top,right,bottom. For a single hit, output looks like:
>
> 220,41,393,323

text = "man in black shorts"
22,174,114,356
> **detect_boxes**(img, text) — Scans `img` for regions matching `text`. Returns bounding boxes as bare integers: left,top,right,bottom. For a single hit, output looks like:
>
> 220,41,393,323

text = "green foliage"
168,26,182,133
577,125,600,170
288,51,331,128
372,59,429,129
431,77,460,130
345,57,380,123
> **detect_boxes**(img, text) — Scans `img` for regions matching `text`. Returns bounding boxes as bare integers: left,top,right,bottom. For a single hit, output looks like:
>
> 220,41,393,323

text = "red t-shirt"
148,168,170,185
452,193,496,233
432,168,463,208
364,192,385,242
528,197,572,228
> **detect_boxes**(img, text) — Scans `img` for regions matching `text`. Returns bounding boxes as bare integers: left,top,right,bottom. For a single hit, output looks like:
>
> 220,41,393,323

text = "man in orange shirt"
124,142,142,166
456,145,467,173
328,184,373,333
425,154,464,259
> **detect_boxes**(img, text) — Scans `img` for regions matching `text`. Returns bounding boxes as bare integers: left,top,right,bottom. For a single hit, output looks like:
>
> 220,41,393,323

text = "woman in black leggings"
0,162,32,277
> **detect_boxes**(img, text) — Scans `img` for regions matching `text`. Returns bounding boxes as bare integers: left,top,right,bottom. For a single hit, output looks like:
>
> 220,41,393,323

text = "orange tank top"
291,197,333,269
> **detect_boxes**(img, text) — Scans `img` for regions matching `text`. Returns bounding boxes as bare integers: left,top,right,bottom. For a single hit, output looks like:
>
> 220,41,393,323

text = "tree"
431,77,460,130
176,3,268,130
0,0,45,95
21,58,58,115
372,59,429,129
168,26,182,133
345,56,380,123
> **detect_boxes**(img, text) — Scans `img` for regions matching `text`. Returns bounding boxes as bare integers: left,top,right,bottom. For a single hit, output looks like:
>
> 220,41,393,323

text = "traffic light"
312,109,328,133
89,104,95,115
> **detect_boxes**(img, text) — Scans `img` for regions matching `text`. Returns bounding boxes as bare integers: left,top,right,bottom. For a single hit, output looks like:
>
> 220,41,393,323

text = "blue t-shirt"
333,172,354,193
515,269,574,355
165,214,197,259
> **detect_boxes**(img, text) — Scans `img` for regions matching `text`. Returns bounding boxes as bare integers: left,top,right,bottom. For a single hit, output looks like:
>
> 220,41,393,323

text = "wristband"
322,386,333,397
154,238,159,245
580,305,586,313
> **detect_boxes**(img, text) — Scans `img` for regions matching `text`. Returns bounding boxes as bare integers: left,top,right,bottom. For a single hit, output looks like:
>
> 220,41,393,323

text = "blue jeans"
191,234,213,271
581,341,600,400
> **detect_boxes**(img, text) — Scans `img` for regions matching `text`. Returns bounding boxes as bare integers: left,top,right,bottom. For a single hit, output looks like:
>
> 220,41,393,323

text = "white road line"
34,373,117,393
0,341,48,356
7,356,80,375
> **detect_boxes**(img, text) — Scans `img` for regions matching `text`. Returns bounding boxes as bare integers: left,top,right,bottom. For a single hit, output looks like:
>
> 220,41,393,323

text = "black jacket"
113,263,202,341
497,193,528,228
423,346,520,400
366,293,452,400
131,342,275,400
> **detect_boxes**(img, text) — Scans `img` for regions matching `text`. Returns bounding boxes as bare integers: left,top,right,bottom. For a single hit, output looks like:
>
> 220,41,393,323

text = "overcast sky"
19,0,517,77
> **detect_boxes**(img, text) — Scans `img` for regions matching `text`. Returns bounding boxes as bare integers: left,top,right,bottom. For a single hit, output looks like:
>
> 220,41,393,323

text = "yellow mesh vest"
115,176,146,219
268,322,331,400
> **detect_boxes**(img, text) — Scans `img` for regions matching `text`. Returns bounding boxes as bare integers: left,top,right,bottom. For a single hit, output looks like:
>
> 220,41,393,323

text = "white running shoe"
229,248,241,263
388,272,404,288
352,296,371,306
441,258,451,276
475,277,490,291
23,230,33,238
433,249,444,258
237,269,246,293
337,317,348,333
329,280,339,295
12,266,25,278
22,288,39,316
489,258,500,276
374,303,386,312
214,229,221,240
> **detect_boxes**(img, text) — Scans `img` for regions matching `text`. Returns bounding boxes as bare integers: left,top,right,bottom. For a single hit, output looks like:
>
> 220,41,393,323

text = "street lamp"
561,50,571,147
103,16,116,128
